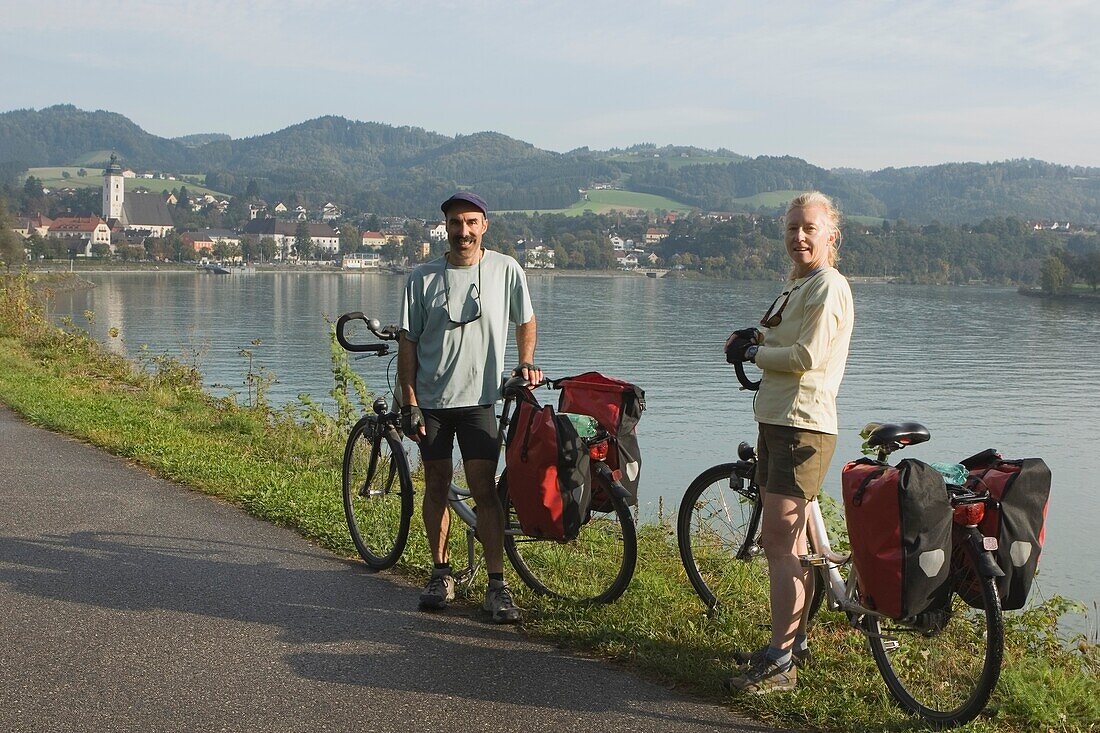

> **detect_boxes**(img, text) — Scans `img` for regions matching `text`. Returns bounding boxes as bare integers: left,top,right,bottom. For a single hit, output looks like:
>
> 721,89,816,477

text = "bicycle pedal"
799,553,828,567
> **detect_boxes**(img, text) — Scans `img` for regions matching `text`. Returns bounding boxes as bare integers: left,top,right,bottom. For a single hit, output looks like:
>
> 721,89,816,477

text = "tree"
339,224,360,254
245,179,261,199
294,221,313,260
62,171,71,180
0,198,25,268
77,168,87,178
1040,254,1068,294
239,234,258,262
259,237,277,262
1083,251,1100,292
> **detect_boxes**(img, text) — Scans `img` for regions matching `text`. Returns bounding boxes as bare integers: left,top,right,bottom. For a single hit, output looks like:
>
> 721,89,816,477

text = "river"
48,270,1100,622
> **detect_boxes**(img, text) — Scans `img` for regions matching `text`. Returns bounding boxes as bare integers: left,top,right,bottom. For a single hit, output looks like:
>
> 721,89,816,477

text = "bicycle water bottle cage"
865,422,930,457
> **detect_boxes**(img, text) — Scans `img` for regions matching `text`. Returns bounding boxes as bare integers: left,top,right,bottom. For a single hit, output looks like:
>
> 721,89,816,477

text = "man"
398,191,542,624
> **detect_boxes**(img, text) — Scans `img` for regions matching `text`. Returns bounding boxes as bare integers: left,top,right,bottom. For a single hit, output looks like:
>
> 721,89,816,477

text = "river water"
49,270,1100,620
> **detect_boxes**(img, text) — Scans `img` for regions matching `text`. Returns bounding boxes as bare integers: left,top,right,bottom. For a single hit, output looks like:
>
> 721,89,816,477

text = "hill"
2,105,1100,224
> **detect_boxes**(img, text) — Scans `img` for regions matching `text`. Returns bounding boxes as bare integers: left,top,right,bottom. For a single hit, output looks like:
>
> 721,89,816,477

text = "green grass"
0,271,1096,732
507,189,695,216
26,167,227,198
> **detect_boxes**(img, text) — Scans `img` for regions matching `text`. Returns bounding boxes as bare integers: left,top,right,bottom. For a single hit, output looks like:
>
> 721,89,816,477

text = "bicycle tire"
677,463,824,619
501,474,637,603
866,535,1004,728
342,416,414,570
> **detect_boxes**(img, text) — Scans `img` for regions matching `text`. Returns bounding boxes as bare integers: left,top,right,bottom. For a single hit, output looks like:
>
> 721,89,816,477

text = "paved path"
0,406,780,733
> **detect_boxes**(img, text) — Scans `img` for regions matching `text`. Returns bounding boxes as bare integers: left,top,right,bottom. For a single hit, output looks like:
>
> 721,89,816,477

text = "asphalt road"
0,406,783,733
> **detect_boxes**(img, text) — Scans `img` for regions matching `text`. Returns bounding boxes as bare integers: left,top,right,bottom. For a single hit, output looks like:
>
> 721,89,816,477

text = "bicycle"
335,311,638,603
677,362,1005,729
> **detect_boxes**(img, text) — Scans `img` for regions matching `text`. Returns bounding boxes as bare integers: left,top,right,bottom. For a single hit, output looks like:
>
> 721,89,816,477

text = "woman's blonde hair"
785,191,842,268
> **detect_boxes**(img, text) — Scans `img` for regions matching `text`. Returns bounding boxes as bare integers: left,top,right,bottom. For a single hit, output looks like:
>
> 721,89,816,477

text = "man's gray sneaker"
419,568,456,610
482,584,521,624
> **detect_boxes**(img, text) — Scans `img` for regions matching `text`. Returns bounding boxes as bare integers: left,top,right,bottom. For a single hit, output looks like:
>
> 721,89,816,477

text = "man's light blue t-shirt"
400,249,534,409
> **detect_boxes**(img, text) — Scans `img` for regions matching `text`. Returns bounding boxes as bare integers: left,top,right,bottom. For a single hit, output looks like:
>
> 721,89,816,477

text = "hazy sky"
2,1,1097,170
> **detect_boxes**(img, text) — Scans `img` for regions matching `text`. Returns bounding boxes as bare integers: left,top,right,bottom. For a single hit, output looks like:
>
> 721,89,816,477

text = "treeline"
655,215,1098,284
628,156,887,218
5,106,1100,226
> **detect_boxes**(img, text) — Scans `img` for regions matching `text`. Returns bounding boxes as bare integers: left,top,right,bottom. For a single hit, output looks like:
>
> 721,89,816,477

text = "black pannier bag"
956,456,1051,611
503,388,591,541
554,372,645,512
842,458,954,620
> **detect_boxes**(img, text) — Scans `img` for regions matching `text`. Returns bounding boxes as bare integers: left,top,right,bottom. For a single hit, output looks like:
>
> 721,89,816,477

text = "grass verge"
1,271,1096,732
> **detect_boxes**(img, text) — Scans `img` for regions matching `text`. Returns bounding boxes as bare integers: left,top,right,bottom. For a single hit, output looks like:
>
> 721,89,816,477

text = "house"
241,218,340,259
360,231,387,250
122,169,137,178
49,216,113,255
16,214,53,238
320,202,341,221
343,252,381,269
616,252,639,269
609,235,626,251
644,227,669,245
274,202,288,214
517,244,555,269
428,223,447,242
182,228,240,255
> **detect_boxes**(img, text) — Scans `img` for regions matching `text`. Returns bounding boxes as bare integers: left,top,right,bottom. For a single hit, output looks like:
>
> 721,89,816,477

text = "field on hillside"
26,167,227,198
507,189,695,216
607,152,741,170
68,150,115,166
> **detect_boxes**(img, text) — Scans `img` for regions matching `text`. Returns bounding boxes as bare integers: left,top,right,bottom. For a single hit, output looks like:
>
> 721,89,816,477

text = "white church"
102,154,175,238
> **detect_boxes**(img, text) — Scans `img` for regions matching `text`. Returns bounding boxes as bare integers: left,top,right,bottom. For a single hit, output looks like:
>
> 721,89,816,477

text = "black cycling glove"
400,404,424,436
725,327,761,364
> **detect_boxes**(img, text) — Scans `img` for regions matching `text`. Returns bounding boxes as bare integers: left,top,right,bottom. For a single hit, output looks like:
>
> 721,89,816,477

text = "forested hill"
3,105,1100,224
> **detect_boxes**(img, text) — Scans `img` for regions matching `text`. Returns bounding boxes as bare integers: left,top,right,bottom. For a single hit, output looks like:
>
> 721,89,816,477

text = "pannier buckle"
982,536,999,551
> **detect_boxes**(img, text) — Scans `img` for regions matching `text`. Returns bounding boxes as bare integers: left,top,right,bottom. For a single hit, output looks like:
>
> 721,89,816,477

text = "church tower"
102,153,124,221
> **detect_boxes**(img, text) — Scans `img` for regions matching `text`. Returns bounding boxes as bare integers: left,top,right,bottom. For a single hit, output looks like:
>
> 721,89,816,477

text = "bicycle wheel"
342,416,414,570
501,475,637,604
866,536,1004,728
677,463,824,618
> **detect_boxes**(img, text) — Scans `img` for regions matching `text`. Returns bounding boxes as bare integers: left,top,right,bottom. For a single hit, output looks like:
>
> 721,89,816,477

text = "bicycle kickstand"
452,527,483,589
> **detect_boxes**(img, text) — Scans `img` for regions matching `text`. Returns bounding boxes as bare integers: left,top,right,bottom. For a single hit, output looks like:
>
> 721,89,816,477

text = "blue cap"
441,191,488,216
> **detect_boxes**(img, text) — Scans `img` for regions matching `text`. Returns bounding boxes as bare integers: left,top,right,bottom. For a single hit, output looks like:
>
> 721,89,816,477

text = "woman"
724,191,854,693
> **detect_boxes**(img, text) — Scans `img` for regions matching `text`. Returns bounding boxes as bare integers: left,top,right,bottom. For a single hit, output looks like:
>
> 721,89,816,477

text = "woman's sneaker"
724,654,797,694
418,568,456,610
483,584,521,624
733,645,812,669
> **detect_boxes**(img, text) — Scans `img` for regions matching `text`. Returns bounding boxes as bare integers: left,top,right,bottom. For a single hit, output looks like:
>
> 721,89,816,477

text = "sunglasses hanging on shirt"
444,250,483,326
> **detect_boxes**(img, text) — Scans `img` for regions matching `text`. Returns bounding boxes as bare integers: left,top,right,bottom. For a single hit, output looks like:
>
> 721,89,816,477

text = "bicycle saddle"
864,421,930,449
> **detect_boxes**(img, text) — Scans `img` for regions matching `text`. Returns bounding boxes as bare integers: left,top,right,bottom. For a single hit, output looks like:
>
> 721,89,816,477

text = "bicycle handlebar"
733,360,761,392
336,312,400,353
502,375,550,398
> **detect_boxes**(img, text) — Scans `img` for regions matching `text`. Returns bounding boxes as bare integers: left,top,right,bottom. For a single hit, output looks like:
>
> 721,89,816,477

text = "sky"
1,0,1098,170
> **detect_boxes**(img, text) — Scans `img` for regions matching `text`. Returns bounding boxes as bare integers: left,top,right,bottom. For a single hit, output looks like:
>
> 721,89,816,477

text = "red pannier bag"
503,388,591,541
842,458,953,620
554,372,645,512
956,456,1051,610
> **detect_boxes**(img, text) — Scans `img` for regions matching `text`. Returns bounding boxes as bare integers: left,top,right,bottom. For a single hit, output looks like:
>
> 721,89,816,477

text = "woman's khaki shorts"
755,423,837,501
